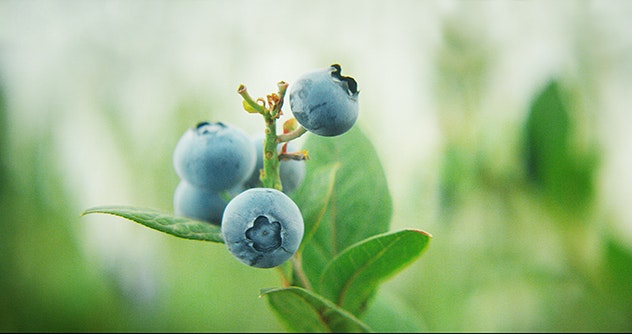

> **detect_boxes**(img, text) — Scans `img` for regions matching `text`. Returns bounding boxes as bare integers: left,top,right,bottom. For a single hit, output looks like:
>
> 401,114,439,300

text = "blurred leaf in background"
0,76,132,331
523,80,598,217
407,2,632,332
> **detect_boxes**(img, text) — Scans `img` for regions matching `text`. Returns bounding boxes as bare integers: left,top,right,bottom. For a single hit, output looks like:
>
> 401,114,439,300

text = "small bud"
242,100,260,114
283,118,299,134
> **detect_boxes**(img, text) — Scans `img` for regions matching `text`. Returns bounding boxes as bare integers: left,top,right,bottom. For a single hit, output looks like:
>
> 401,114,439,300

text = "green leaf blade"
300,126,393,286
81,205,224,243
361,290,428,332
261,286,373,333
318,229,432,316
290,162,340,252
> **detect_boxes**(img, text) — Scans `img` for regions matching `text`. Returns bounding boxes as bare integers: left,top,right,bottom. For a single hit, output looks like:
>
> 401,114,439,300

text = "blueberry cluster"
172,122,307,225
172,121,256,225
173,64,359,268
172,121,309,268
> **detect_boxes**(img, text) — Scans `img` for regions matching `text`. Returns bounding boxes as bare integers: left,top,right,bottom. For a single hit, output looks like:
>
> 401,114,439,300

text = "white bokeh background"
1,0,631,331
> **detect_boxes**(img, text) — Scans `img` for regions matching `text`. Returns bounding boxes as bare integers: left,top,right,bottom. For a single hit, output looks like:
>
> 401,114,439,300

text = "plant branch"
291,253,313,291
237,84,266,114
277,125,307,143
261,114,282,190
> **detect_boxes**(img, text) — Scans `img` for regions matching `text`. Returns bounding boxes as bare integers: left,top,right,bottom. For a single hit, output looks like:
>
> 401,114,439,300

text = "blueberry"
244,134,306,193
221,188,304,268
279,153,306,194
173,121,256,191
289,64,359,137
173,180,228,225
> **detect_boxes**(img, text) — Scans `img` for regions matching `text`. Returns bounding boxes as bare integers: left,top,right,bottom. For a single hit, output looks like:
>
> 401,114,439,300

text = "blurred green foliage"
524,80,598,216
410,9,632,331
0,77,284,332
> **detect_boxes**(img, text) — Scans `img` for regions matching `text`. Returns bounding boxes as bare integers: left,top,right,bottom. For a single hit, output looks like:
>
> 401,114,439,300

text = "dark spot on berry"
196,121,225,135
196,121,210,129
246,216,282,252
330,64,358,95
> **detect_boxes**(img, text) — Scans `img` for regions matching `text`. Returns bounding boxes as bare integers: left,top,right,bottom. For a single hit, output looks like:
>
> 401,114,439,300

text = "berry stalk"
238,82,289,191
239,81,310,286
261,115,282,190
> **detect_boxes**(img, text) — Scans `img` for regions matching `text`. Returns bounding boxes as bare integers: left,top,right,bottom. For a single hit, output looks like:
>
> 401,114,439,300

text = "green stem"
276,81,288,111
259,81,289,191
240,81,311,288
237,84,265,114
277,125,307,143
291,254,313,291
261,115,282,190
275,263,292,288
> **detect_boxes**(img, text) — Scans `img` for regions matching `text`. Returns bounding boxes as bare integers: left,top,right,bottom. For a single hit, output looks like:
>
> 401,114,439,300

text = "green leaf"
290,162,340,252
525,81,570,184
523,80,597,215
288,162,339,288
361,289,428,332
261,286,373,333
318,229,431,316
81,205,223,243
242,99,260,113
300,126,393,287
604,235,632,317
